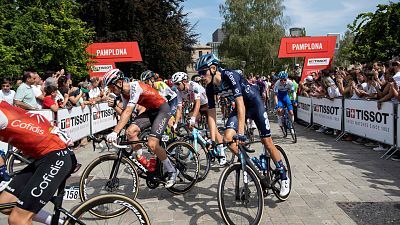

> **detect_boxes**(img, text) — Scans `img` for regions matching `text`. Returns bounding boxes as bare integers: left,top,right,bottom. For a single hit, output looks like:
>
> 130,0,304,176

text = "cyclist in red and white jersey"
103,69,178,187
0,100,76,225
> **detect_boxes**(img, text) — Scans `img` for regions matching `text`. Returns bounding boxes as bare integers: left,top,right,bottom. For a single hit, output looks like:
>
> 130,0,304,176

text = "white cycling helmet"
171,72,188,84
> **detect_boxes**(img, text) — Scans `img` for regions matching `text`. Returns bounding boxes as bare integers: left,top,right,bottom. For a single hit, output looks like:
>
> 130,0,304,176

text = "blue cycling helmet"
278,71,288,79
195,53,219,71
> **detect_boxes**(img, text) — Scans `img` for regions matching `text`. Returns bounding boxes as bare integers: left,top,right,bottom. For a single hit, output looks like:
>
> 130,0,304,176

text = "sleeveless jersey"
0,101,69,158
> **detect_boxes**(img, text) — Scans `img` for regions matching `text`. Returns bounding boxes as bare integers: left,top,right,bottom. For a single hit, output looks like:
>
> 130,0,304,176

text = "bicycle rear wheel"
65,194,150,224
79,154,140,218
218,163,264,225
269,145,292,201
165,141,199,194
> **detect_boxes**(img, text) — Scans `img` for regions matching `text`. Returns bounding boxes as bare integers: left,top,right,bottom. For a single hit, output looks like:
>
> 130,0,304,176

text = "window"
199,51,203,57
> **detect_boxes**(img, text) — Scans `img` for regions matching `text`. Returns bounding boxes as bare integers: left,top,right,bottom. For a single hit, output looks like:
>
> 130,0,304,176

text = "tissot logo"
298,102,310,111
313,104,339,115
346,108,389,124
93,109,114,120
60,113,90,129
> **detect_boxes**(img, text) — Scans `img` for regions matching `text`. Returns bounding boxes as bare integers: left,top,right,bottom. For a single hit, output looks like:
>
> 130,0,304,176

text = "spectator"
0,78,15,105
57,76,71,109
363,71,378,100
42,85,59,112
31,72,44,109
13,71,38,110
88,77,104,103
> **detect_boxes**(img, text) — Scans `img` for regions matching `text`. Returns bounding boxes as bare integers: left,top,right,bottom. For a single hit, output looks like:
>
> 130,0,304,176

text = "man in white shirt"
0,79,15,105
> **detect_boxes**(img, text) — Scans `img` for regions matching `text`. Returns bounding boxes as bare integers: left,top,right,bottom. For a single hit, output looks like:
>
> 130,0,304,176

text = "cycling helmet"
195,53,219,71
277,71,288,79
171,72,188,83
140,70,155,81
103,69,125,87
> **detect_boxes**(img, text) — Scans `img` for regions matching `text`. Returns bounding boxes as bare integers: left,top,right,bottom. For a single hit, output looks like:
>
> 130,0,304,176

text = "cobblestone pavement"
1,114,400,225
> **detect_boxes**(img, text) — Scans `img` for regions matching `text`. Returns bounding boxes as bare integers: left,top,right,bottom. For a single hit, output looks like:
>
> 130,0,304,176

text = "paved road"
1,113,400,224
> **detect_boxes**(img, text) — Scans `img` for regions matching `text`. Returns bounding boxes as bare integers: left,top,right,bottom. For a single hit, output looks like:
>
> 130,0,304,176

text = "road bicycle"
176,124,235,182
280,106,297,143
217,139,291,225
79,138,199,217
0,172,150,224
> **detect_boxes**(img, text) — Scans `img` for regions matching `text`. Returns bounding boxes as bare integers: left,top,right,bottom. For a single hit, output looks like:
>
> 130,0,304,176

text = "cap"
305,76,313,82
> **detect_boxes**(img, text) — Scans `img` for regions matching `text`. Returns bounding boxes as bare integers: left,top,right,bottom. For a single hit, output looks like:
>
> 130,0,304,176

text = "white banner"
312,97,342,130
28,109,54,122
344,99,394,145
297,96,312,123
57,106,91,142
307,58,330,66
91,103,117,134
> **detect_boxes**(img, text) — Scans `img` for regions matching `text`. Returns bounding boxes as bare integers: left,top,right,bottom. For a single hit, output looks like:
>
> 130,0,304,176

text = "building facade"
187,44,212,74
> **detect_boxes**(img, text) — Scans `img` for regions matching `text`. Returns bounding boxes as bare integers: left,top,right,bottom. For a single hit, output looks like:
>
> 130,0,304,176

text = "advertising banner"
91,103,117,134
57,107,91,142
297,96,312,123
87,42,142,62
344,99,394,145
278,36,337,58
28,109,55,122
312,97,342,130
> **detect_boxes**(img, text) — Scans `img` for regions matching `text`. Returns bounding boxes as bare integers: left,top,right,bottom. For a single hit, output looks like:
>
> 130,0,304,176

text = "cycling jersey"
274,80,295,111
210,70,271,137
177,81,208,106
153,81,177,102
0,101,69,158
121,81,166,110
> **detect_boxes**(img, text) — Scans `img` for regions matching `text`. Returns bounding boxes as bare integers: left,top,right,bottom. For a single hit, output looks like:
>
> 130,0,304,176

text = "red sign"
87,42,142,62
86,42,142,77
278,36,336,58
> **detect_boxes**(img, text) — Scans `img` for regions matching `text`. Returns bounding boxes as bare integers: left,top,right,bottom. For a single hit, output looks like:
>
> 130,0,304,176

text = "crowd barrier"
0,103,117,153
297,96,398,159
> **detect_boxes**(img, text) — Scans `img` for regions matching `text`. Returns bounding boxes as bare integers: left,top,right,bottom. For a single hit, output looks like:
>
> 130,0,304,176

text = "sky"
182,0,391,44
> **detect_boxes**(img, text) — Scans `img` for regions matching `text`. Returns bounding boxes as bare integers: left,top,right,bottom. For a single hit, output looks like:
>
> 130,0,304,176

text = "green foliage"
219,0,287,75
0,0,94,81
78,0,197,79
347,2,400,63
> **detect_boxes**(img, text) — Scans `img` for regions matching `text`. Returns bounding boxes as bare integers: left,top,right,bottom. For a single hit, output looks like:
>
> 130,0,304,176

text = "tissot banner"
312,97,342,130
57,106,91,142
297,96,312,123
91,103,117,134
344,99,394,145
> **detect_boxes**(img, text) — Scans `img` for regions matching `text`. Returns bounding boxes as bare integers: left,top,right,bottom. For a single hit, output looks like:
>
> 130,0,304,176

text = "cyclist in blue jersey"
274,71,297,128
197,54,290,196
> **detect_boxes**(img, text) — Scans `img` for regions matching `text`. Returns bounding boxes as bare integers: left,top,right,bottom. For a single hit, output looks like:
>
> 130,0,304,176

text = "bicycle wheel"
79,154,140,218
65,194,151,224
287,120,297,143
281,117,288,138
182,137,211,182
6,148,32,176
165,141,199,194
218,163,264,225
269,145,292,201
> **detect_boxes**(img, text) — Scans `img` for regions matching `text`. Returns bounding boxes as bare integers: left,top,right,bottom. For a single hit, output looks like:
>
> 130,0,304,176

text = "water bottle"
148,156,157,172
251,157,262,170
260,154,267,172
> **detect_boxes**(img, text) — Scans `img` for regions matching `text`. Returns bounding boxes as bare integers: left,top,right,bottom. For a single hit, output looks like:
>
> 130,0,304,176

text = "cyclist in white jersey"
274,71,297,127
172,72,208,128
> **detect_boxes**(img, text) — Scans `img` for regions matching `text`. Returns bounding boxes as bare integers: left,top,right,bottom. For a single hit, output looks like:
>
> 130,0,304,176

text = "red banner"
278,36,336,58
88,61,116,78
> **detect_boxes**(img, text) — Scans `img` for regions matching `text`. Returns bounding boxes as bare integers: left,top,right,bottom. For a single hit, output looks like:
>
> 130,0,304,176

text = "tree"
0,0,94,81
78,0,198,78
218,0,288,75
347,2,400,63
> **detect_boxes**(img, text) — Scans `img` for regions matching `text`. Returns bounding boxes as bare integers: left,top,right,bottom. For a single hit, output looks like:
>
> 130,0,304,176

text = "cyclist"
172,72,227,166
196,54,290,196
140,70,178,116
0,100,76,225
274,71,297,128
103,69,178,188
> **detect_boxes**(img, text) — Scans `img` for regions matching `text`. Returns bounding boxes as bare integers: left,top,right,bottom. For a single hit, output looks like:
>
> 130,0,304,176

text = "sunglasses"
198,69,208,76
280,79,287,81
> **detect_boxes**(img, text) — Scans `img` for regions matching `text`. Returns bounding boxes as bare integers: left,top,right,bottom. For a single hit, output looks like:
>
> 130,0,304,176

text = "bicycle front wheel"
218,163,264,225
79,154,140,218
165,141,199,194
183,136,211,182
65,194,151,224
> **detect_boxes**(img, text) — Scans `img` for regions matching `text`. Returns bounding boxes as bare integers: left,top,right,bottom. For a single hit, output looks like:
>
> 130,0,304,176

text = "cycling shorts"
169,97,178,116
226,99,271,138
277,95,293,111
132,102,171,139
5,148,76,213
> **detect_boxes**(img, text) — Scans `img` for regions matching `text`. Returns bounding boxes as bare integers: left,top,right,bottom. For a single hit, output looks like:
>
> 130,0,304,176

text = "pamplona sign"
344,99,393,145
